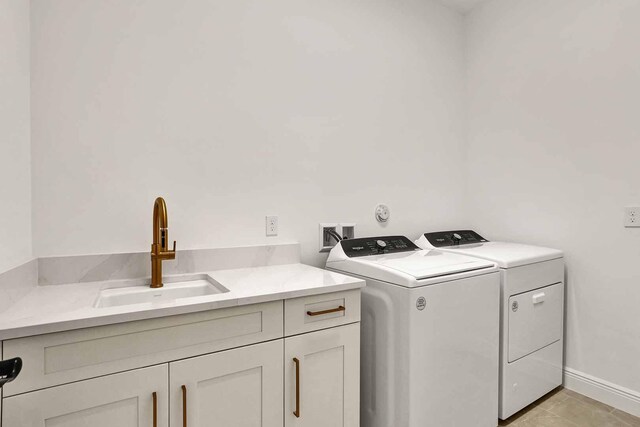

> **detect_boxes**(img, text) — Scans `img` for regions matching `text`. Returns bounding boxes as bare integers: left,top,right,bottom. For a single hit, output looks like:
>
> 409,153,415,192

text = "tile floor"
498,388,640,427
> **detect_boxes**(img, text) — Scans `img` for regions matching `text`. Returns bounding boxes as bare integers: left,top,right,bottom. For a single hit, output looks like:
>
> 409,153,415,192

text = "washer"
326,235,500,427
415,230,564,420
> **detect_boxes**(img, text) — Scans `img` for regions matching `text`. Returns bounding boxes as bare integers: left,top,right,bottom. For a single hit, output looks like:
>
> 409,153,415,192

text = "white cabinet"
2,365,168,427
169,340,283,427
1,290,361,427
2,301,283,396
284,323,360,427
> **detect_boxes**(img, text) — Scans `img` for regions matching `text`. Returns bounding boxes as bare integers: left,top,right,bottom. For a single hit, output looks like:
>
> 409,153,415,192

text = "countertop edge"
0,278,365,341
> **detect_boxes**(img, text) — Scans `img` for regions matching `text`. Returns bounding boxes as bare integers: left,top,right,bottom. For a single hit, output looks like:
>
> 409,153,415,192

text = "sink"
94,274,230,308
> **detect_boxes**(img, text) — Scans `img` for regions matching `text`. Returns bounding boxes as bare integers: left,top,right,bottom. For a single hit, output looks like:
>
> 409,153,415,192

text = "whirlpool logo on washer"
416,297,427,311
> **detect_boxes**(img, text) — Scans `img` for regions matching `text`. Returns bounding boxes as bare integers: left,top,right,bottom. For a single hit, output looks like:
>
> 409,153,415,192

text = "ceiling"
436,0,489,14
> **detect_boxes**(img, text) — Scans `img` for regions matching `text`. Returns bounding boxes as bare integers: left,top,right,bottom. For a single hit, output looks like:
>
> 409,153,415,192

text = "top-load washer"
326,235,501,427
415,230,564,419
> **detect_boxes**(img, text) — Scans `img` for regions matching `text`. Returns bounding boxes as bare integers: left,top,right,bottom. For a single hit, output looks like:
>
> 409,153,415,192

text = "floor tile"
535,388,569,411
560,388,615,413
611,409,640,427
516,409,579,427
545,396,628,427
497,388,640,427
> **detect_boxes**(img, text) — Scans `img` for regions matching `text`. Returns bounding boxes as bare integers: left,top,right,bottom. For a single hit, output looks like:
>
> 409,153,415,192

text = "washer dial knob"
376,240,387,250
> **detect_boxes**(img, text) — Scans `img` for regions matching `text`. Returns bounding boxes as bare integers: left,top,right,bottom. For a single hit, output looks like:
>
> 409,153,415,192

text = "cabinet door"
284,323,360,427
169,340,283,427
2,364,168,427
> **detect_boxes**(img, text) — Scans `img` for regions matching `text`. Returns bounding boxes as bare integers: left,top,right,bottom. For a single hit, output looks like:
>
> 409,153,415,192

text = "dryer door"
508,283,563,362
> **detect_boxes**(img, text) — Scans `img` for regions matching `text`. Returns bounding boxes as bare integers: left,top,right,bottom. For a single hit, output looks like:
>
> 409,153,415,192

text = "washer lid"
416,234,563,268
326,235,498,287
363,250,495,280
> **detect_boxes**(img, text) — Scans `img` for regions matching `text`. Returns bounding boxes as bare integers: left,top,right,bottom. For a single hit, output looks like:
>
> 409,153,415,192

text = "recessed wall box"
319,223,339,253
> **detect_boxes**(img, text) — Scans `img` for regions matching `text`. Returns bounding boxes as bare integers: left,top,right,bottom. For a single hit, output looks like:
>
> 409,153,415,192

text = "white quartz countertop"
0,263,364,340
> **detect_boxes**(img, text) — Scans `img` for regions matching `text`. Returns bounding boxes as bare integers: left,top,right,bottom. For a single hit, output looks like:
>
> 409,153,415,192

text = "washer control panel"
423,230,488,247
340,236,420,257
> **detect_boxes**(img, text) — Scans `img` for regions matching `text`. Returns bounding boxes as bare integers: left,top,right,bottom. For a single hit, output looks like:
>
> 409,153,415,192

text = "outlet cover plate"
624,207,640,227
266,216,278,236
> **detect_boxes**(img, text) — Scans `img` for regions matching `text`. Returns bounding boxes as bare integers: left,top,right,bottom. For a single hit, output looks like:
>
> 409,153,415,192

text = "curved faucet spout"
153,197,169,247
151,197,177,288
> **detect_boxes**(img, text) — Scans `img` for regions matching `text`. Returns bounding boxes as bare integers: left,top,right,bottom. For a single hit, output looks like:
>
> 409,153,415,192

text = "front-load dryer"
326,235,500,427
415,230,564,420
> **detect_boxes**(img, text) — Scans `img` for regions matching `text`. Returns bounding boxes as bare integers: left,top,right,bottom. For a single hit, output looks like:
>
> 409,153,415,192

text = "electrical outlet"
624,207,640,227
266,216,278,236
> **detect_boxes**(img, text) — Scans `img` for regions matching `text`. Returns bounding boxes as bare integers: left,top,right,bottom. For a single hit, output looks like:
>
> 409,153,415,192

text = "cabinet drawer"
284,290,360,335
2,301,283,396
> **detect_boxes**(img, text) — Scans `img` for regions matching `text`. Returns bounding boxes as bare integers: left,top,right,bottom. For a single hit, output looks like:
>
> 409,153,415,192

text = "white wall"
467,0,640,395
0,0,31,273
17,0,640,407
31,0,467,266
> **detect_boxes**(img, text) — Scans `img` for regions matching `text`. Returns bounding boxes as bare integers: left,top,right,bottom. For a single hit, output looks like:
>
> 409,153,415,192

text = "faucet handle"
157,241,177,260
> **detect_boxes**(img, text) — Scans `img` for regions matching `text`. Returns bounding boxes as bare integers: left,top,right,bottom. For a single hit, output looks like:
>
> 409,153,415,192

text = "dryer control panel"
340,236,420,257
423,230,488,247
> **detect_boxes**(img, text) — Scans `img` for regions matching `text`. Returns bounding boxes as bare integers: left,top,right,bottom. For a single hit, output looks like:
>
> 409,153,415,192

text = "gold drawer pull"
306,305,345,317
293,358,301,418
182,385,188,427
152,392,158,427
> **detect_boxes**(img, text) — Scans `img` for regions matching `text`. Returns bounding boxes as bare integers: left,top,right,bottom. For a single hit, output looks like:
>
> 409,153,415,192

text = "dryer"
415,230,565,419
326,235,500,427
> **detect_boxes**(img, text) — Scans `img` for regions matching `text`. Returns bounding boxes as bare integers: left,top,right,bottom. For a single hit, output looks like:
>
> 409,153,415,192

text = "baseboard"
564,367,640,417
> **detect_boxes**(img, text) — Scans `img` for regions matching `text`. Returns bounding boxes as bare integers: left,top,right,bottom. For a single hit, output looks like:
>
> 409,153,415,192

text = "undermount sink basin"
94,274,229,308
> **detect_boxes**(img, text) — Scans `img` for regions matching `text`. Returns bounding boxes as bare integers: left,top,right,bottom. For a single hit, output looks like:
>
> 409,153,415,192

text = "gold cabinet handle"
152,392,158,427
306,305,345,317
293,357,301,418
181,385,188,427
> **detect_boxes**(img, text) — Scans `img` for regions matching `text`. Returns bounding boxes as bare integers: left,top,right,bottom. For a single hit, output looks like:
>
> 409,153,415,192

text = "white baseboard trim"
564,367,640,417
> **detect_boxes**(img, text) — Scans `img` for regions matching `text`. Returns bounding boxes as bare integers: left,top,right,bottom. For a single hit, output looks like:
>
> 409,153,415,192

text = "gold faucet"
151,197,177,288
